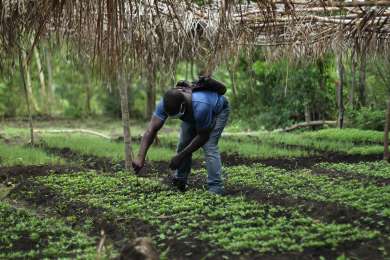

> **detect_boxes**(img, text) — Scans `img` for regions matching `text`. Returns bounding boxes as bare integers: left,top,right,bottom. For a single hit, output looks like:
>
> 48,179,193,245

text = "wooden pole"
118,73,133,170
19,50,34,145
384,97,390,161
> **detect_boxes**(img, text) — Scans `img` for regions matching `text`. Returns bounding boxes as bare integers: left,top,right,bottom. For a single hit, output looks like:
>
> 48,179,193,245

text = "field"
1,119,389,259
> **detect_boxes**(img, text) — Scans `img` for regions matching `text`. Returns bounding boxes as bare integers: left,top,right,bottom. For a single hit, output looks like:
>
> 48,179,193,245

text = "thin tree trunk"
350,56,356,109
304,103,311,123
228,66,237,97
118,73,133,170
33,45,48,115
384,97,390,161
19,51,34,145
358,51,367,107
44,46,54,115
85,80,92,116
146,73,156,119
21,50,40,113
336,52,345,129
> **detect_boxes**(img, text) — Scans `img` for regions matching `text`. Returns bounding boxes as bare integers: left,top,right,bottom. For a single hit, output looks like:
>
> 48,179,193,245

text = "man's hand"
132,157,145,174
169,154,183,170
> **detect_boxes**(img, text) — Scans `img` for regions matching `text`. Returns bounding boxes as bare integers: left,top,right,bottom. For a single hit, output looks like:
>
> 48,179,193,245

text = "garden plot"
0,201,105,259
11,171,380,259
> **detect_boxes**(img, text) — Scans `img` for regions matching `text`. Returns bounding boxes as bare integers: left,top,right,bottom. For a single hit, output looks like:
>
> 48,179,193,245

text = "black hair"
163,89,185,115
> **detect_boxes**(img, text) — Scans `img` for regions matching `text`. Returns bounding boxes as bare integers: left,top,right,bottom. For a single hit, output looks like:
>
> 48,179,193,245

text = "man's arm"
169,128,211,170
132,116,165,172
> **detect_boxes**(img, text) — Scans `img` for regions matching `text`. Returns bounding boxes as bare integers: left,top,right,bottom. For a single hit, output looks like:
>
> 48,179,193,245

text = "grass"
317,161,390,179
25,171,378,256
0,142,64,166
41,134,181,162
219,139,313,158
0,201,101,259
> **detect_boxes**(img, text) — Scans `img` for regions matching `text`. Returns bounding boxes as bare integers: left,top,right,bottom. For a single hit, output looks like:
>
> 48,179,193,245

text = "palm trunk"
118,73,133,170
384,97,390,161
44,46,54,115
19,51,34,145
33,45,48,115
336,52,345,129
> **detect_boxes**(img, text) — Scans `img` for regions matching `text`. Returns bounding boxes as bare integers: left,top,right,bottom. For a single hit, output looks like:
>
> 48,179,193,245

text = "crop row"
21,171,378,257
316,161,390,179
207,164,390,218
0,201,103,259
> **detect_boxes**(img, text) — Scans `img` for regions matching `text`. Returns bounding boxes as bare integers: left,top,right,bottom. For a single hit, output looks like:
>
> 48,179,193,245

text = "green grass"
42,134,181,162
214,164,390,217
219,139,313,158
0,201,100,259
300,128,384,144
26,171,377,256
317,161,390,179
0,142,64,166
224,129,386,156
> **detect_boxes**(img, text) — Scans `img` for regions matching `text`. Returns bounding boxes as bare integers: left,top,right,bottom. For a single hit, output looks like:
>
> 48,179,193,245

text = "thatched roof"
1,0,390,75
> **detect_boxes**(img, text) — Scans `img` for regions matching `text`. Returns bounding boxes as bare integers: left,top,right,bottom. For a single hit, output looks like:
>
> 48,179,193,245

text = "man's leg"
174,121,196,189
202,106,230,194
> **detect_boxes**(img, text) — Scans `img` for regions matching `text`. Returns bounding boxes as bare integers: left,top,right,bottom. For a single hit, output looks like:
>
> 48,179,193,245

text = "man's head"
163,89,186,117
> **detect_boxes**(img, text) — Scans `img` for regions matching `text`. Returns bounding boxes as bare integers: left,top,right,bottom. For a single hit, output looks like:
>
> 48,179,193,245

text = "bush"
346,107,385,131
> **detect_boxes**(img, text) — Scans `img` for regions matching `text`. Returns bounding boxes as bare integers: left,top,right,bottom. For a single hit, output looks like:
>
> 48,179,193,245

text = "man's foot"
172,178,186,192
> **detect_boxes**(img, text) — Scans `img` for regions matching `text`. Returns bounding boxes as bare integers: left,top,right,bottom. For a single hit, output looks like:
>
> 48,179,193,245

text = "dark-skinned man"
132,77,229,195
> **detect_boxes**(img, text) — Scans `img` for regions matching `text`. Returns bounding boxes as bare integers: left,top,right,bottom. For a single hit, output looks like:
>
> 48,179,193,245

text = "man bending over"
132,78,229,195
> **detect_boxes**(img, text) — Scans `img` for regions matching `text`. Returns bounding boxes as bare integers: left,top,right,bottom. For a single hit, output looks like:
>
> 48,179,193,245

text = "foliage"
346,107,386,131
227,54,336,130
0,202,97,259
317,161,390,179
220,164,390,217
27,171,377,256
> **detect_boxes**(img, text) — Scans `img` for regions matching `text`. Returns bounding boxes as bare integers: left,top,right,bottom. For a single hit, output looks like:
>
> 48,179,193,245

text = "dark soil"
311,167,390,186
38,145,124,172
0,165,83,182
10,179,237,260
221,152,382,170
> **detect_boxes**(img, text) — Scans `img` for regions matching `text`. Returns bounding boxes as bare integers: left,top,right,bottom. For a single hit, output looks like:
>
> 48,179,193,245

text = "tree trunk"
349,56,356,109
44,46,54,115
85,69,92,116
21,50,40,113
384,97,390,161
146,73,156,119
33,45,48,115
358,51,367,107
228,66,237,97
19,51,34,145
118,74,133,170
336,52,345,129
304,103,311,123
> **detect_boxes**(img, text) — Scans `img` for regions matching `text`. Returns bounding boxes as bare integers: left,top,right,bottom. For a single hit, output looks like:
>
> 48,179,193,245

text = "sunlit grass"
0,142,64,166
41,134,200,162
219,139,313,158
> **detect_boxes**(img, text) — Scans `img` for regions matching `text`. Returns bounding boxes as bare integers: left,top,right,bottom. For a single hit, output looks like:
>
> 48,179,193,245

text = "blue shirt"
154,91,227,130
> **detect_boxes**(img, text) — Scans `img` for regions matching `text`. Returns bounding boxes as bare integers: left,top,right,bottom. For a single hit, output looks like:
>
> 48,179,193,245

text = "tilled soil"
221,152,383,170
3,143,389,259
